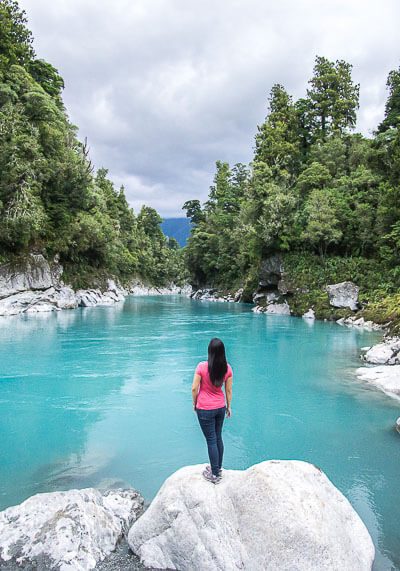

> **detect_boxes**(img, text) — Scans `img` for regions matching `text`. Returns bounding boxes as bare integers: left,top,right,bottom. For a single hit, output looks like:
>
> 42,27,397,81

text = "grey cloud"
20,0,400,216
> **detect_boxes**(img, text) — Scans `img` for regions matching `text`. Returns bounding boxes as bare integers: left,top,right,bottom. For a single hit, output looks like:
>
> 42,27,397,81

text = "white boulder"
336,316,383,331
0,287,79,316
0,488,143,570
265,301,291,315
356,365,400,399
327,281,359,311
364,338,400,365
303,308,316,320
128,461,374,571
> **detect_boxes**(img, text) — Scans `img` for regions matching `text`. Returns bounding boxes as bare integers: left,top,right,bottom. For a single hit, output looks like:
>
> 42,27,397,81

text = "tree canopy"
184,56,400,293
0,0,185,287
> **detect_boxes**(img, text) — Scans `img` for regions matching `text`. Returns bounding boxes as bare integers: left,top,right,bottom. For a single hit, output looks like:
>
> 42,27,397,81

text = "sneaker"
205,465,222,477
202,468,221,484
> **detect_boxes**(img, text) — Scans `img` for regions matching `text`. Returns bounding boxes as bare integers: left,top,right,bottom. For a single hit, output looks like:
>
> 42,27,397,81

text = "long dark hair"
208,338,227,388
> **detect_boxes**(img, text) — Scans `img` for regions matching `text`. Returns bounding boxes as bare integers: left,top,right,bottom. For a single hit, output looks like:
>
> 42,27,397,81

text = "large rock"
0,287,79,316
259,254,283,287
303,308,316,320
0,254,60,299
128,461,374,571
252,302,291,315
336,316,383,331
364,338,400,365
0,488,143,570
265,301,291,315
326,281,359,311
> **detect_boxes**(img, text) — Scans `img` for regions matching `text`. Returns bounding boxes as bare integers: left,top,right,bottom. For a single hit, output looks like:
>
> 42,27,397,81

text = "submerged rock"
396,417,400,434
0,488,144,570
327,281,359,311
128,461,374,571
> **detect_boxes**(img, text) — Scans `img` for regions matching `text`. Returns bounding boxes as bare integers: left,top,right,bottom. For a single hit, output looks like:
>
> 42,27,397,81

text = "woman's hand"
226,406,232,418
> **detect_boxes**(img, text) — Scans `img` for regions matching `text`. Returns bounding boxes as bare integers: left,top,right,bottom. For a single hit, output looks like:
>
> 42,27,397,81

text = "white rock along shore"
0,461,374,571
356,337,400,399
0,254,191,317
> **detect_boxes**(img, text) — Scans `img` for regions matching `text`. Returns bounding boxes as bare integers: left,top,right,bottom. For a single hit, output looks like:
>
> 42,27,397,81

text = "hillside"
161,218,192,247
183,57,400,328
0,0,185,288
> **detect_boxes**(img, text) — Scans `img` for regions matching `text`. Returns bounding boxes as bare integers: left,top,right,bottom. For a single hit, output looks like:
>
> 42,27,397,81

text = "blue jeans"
196,406,226,476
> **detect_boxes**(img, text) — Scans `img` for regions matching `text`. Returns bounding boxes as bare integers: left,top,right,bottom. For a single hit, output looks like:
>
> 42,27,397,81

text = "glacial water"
0,296,399,569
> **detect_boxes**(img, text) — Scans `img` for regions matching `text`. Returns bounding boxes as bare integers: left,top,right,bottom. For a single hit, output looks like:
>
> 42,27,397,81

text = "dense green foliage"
184,56,400,309
0,0,185,287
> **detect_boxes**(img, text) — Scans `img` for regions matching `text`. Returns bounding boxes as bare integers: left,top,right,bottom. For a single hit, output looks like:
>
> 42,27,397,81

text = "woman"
192,338,233,483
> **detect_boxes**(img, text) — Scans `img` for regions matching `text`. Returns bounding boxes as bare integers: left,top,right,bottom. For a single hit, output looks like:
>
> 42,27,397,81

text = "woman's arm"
225,377,233,417
192,373,201,410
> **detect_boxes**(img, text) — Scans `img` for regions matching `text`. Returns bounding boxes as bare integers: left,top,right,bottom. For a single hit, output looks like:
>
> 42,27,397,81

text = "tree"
378,66,400,132
0,0,34,69
254,84,300,181
301,189,342,256
182,199,204,224
29,59,64,99
306,56,359,139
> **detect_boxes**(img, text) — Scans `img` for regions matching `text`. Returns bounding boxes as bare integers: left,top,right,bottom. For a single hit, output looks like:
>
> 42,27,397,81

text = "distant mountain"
161,218,192,247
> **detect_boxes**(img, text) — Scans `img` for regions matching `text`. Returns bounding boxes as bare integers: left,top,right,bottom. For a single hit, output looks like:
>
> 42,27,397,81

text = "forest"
1,0,400,325
183,55,400,322
0,0,185,287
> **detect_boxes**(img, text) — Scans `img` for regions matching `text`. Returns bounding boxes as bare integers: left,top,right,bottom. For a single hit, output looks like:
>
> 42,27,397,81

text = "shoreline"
191,287,400,401
0,253,191,318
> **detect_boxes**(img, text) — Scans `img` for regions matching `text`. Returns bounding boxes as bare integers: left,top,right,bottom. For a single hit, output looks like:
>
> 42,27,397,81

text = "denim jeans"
196,406,226,476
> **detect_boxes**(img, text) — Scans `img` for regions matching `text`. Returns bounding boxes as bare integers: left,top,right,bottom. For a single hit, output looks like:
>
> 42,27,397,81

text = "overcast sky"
20,0,400,217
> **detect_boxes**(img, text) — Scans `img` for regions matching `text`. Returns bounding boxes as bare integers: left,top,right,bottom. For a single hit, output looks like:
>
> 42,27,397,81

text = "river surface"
0,296,399,569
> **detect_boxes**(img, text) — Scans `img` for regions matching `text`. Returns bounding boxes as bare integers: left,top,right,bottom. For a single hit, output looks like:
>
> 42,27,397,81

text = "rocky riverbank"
0,461,375,571
0,254,191,317
356,337,400,400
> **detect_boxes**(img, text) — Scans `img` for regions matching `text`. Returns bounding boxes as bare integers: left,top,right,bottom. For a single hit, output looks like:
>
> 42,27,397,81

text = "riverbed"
0,296,398,569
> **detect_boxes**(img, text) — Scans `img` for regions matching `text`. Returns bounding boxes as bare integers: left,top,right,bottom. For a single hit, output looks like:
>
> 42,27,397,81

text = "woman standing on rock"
192,338,233,483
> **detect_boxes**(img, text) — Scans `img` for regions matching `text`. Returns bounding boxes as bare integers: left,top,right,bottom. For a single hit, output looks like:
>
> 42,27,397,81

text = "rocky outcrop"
364,337,400,365
253,301,291,315
190,288,240,303
336,316,384,331
396,417,400,434
130,282,191,296
326,281,359,311
0,487,144,570
356,338,400,399
0,255,192,317
259,254,283,288
128,461,374,571
0,254,61,299
0,286,79,316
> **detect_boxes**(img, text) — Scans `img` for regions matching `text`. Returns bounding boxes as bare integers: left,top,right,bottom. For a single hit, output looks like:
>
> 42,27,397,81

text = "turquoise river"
0,296,399,569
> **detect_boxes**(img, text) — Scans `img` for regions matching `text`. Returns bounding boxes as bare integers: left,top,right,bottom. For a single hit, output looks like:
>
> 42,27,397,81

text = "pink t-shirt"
195,361,233,410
